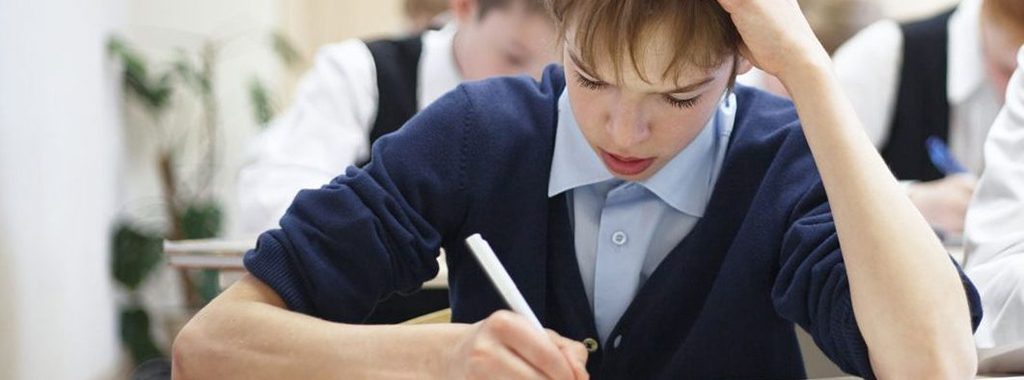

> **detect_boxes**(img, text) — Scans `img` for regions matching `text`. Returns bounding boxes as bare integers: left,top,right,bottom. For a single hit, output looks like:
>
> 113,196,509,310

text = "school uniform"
833,0,1001,180
244,65,983,379
237,24,461,234
964,46,1024,354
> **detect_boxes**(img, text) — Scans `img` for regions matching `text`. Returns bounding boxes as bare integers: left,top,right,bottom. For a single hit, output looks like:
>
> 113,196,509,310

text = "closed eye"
664,94,700,109
574,69,607,90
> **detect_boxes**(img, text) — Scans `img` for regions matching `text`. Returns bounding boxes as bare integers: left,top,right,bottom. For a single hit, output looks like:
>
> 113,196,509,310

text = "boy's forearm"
173,275,461,380
780,64,977,378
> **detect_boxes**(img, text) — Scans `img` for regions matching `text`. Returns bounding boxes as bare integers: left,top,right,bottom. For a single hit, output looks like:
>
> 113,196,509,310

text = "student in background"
964,46,1024,358
236,0,557,234
833,0,1024,236
175,0,982,378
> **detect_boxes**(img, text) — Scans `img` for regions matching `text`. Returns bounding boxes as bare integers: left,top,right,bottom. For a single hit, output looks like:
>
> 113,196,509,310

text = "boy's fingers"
486,312,574,379
559,338,588,364
483,345,549,380
544,329,589,377
559,345,589,380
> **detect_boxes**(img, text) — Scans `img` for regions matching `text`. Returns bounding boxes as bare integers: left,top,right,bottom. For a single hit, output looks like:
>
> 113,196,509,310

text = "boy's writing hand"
444,310,589,380
908,174,977,235
715,0,831,84
546,329,590,380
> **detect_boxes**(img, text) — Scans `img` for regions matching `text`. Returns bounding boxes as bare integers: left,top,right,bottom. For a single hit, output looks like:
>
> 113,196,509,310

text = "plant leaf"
111,223,164,290
180,202,222,240
271,31,302,68
107,35,174,112
120,306,166,365
249,77,275,126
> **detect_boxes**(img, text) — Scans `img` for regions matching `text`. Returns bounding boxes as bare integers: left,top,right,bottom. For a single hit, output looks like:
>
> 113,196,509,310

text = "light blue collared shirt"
548,90,736,344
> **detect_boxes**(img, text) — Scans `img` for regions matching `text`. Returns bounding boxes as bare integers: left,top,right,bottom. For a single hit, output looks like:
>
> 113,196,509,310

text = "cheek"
567,87,611,140
460,31,511,78
985,58,1013,95
465,52,515,79
647,101,721,152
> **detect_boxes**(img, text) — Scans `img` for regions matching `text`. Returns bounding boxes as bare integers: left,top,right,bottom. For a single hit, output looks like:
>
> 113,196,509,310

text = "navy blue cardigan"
244,65,982,379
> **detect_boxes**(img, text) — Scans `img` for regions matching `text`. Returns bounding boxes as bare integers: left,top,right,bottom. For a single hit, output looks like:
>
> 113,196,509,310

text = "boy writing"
176,0,981,378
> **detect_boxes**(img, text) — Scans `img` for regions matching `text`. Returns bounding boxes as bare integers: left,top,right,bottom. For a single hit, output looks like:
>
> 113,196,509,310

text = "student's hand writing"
444,310,589,380
714,0,831,84
907,174,977,235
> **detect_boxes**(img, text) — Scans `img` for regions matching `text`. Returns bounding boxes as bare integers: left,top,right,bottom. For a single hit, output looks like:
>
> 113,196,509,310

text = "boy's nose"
606,103,651,149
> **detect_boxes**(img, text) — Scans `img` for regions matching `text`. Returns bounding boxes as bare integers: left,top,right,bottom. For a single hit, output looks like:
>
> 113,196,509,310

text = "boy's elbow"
872,339,977,380
171,312,222,380
916,349,976,380
171,320,201,380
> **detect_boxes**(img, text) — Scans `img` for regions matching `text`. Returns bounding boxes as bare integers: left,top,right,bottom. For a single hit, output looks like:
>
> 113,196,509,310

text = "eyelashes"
575,73,606,90
573,69,701,109
664,95,700,109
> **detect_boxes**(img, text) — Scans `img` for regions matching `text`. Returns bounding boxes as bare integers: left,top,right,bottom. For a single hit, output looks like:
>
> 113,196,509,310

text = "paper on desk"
978,342,1024,373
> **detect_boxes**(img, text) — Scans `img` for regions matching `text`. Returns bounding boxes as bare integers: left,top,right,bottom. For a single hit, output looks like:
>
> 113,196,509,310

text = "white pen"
465,233,544,331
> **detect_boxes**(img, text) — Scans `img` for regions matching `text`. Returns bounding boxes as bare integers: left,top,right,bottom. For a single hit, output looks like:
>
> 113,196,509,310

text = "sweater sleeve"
242,86,475,323
770,181,983,378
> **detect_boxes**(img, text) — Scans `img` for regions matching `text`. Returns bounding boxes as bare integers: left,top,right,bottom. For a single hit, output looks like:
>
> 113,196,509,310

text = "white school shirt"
832,0,1002,175
237,25,462,233
963,46,1024,350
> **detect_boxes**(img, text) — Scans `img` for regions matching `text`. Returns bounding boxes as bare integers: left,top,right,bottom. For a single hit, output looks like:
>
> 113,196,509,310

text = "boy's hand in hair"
715,0,831,83
444,310,589,380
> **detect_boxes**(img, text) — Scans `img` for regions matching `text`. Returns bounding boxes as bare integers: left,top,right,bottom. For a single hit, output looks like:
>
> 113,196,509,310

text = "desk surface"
164,237,449,289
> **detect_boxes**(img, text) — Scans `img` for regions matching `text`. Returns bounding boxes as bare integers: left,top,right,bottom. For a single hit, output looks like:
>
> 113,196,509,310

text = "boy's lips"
600,150,655,176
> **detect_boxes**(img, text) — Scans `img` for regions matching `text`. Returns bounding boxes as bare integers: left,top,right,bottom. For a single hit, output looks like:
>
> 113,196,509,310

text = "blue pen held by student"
926,136,969,175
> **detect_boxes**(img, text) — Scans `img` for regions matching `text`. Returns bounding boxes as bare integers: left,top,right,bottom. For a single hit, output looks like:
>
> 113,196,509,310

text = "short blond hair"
545,0,740,82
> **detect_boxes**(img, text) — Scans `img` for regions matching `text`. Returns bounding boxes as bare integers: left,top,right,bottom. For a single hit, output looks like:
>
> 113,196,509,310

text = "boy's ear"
450,0,479,25
735,54,754,76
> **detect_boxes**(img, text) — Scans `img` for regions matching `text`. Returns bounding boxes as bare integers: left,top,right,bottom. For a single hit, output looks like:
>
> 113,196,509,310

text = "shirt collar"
548,92,614,196
948,0,987,105
418,22,462,108
548,89,736,217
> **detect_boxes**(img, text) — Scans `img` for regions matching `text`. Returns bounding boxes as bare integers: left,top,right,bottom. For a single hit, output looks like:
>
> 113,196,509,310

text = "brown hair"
983,0,1024,37
478,0,548,19
545,0,740,83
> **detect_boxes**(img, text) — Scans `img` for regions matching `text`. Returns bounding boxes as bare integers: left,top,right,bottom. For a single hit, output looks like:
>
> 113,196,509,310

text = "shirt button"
582,337,599,352
611,230,628,246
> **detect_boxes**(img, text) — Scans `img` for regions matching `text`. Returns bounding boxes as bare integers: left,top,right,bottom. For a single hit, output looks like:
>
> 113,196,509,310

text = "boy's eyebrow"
666,77,715,94
567,50,601,79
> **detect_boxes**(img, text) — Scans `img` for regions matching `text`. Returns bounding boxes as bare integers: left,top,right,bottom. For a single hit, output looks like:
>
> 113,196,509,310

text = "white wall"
0,0,125,379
